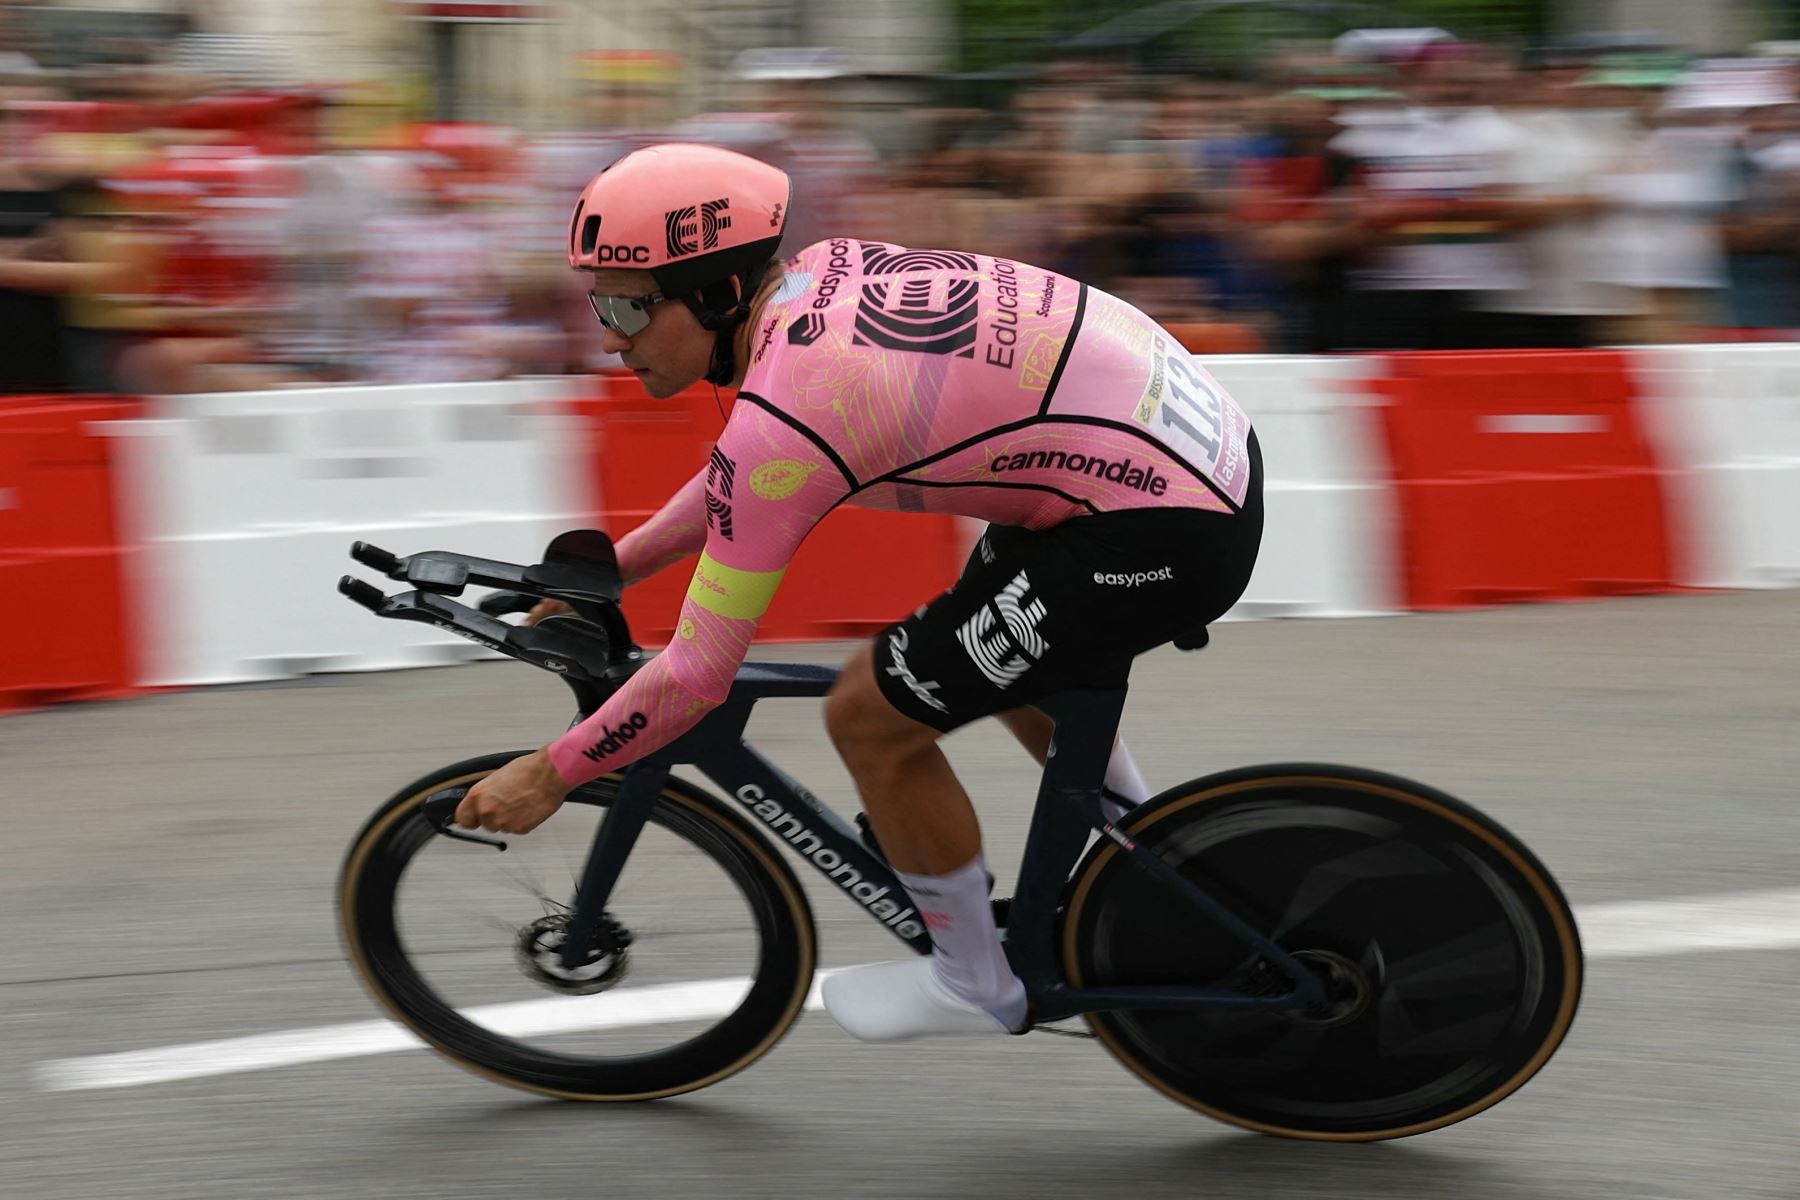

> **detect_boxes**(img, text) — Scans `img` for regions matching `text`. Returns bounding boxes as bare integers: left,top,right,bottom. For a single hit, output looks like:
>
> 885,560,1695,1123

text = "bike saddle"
1172,622,1210,652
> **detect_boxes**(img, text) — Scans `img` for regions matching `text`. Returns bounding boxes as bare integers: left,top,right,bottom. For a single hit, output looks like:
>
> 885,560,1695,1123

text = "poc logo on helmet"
572,207,652,265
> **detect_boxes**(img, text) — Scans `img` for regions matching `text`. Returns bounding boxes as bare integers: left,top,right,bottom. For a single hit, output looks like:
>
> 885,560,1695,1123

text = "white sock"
1101,738,1151,824
894,855,1026,1030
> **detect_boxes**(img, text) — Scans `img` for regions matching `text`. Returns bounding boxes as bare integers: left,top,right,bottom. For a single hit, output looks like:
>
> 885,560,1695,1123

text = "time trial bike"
335,531,1582,1141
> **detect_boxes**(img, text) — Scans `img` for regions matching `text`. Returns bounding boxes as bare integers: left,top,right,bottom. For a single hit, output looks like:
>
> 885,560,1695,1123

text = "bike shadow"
417,1092,804,1146
942,1132,1538,1200
377,1094,1547,1199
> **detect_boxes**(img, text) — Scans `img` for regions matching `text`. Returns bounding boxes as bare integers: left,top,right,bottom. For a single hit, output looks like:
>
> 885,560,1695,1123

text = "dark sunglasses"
587,290,670,336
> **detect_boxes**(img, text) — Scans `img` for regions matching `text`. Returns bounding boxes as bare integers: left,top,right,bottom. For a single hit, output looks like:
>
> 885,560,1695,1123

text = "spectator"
1327,51,1527,350
1721,100,1800,330
0,87,77,391
16,26,1800,391
1471,64,1647,349
354,158,509,384
1236,90,1366,351
1591,94,1738,342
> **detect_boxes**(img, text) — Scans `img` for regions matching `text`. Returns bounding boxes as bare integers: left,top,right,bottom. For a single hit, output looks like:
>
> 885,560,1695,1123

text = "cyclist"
455,143,1263,1040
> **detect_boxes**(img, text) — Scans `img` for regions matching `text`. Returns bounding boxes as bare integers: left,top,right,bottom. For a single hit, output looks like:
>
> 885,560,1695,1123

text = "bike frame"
339,542,1326,1021
557,662,1328,1021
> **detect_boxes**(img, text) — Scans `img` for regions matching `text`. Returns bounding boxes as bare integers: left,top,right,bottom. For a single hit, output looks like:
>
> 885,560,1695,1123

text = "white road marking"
1569,887,1800,958
32,888,1800,1093
32,972,842,1094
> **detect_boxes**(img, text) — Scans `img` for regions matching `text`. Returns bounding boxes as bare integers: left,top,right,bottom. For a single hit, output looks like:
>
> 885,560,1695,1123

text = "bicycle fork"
556,764,666,972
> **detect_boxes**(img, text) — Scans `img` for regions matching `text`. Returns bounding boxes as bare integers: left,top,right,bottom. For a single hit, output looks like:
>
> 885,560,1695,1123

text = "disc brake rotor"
514,911,633,996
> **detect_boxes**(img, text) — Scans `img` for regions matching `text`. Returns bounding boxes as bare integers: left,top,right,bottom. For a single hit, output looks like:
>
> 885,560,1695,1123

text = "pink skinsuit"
549,239,1254,785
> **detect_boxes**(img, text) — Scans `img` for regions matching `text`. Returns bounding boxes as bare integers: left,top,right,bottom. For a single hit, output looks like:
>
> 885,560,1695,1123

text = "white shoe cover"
822,957,1019,1041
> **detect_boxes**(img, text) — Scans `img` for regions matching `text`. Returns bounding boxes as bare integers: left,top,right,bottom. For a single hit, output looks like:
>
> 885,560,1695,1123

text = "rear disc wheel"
1060,764,1583,1140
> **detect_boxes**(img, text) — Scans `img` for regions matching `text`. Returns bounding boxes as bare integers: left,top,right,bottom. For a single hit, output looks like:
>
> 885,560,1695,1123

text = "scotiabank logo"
591,245,652,264
579,711,649,763
990,450,1169,496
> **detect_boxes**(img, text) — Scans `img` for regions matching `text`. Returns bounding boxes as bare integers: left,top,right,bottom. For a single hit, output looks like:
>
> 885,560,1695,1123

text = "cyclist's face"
584,268,711,398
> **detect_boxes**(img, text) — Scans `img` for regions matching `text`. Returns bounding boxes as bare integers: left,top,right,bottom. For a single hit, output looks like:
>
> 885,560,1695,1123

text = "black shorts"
872,431,1263,732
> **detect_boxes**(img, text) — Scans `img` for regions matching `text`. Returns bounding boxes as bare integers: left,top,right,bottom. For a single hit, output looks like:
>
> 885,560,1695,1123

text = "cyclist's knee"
825,644,938,757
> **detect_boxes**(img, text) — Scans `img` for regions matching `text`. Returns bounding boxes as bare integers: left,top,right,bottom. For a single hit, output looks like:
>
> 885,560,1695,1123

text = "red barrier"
0,397,145,712
1365,351,1680,610
567,374,966,645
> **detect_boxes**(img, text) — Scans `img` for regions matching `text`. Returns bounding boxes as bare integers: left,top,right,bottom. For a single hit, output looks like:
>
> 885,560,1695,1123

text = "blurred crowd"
8,19,1800,395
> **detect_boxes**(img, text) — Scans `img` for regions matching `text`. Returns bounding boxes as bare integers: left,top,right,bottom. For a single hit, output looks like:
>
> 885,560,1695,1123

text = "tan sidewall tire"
338,757,817,1100
1060,770,1582,1141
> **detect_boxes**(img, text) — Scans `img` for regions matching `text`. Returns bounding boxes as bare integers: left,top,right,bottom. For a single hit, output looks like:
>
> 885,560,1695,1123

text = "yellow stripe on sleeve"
686,553,785,620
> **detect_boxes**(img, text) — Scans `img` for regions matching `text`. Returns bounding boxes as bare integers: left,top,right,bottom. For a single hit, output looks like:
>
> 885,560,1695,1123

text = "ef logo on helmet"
666,198,732,258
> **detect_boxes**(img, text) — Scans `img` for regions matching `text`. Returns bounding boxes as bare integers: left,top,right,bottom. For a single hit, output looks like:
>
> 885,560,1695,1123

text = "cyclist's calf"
824,642,980,877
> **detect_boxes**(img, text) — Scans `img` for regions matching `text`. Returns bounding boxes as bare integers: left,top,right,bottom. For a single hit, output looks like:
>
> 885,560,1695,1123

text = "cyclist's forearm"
614,469,708,585
548,576,763,786
547,655,713,786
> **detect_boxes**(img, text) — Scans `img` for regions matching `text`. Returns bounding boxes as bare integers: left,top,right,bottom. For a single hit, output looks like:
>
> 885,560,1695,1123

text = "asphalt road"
4,589,1798,1199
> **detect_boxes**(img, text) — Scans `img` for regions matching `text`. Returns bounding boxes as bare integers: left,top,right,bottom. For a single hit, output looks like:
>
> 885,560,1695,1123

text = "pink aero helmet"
567,142,790,303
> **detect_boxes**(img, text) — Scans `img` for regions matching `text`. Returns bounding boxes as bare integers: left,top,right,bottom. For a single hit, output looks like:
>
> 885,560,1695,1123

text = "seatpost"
1002,687,1127,984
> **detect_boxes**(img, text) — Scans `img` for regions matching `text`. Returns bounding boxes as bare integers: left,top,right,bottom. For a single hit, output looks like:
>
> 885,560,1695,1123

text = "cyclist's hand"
454,748,571,835
524,599,573,627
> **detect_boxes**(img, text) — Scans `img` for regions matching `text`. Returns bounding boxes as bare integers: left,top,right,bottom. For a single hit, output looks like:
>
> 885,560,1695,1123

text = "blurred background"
7,0,1800,395
7,10,1800,1197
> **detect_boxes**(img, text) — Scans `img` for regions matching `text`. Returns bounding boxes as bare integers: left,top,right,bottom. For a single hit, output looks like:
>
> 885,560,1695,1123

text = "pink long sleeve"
612,468,708,586
549,401,849,786
546,600,756,786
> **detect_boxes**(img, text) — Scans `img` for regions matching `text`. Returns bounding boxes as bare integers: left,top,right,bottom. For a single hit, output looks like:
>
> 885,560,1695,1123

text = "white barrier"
107,378,592,685
1633,345,1800,588
1207,355,1401,618
90,348,1743,699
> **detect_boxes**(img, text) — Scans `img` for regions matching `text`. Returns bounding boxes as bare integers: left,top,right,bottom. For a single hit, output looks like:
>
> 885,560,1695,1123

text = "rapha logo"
665,198,731,257
885,627,947,713
754,316,778,362
787,311,827,346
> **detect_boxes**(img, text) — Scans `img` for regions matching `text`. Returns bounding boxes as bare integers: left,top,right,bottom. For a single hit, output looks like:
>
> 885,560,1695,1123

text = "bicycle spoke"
345,768,816,1101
